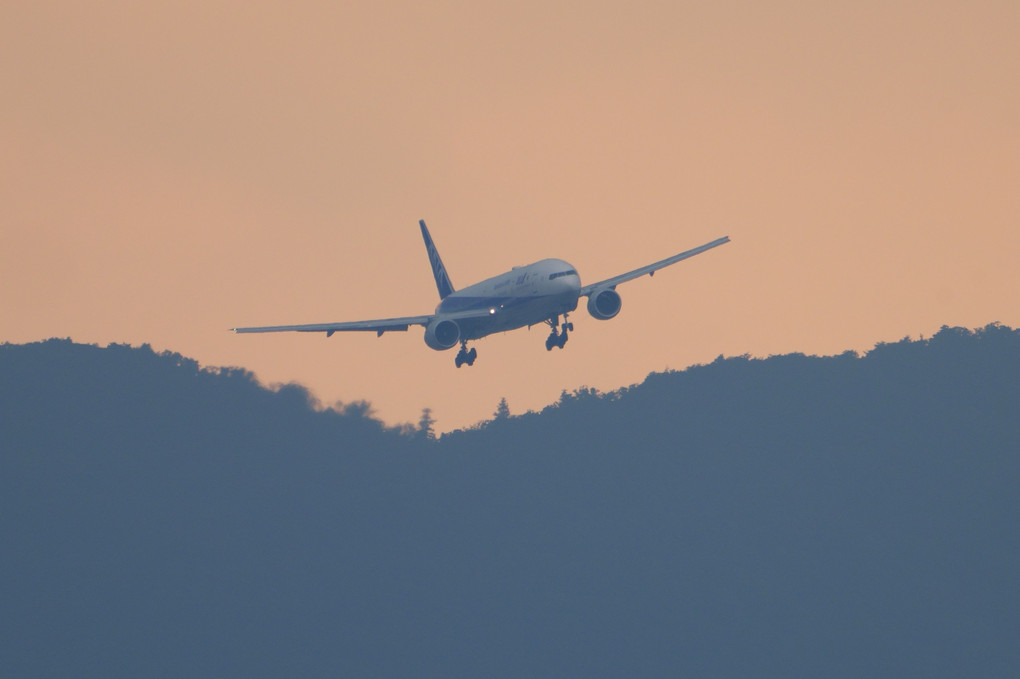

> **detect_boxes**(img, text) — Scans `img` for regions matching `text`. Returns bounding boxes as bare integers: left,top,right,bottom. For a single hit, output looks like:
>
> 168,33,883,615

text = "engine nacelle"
586,288,622,320
424,318,460,351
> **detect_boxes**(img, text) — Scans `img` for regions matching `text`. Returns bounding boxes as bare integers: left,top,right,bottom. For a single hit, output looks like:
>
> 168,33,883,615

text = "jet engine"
586,288,622,320
424,318,460,350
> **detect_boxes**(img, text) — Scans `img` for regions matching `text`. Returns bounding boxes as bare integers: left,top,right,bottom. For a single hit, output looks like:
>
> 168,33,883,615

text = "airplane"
233,220,730,367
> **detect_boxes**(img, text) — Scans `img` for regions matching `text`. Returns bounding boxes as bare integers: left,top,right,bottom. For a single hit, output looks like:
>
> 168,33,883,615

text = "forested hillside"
3,326,1018,678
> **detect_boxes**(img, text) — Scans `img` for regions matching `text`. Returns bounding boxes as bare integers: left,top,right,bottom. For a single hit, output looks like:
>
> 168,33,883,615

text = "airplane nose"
558,274,581,295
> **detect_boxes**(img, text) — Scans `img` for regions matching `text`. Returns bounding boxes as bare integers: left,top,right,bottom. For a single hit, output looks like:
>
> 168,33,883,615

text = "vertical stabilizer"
419,220,455,299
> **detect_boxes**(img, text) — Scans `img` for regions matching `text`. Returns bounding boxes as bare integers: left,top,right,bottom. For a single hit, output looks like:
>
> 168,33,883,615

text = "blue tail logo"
419,220,455,299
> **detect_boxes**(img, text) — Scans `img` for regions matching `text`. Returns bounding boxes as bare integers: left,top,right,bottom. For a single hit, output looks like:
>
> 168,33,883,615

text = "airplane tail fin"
419,219,455,299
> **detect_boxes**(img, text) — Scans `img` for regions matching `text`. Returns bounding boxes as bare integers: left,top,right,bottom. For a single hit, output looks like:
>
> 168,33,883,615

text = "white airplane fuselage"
436,258,580,340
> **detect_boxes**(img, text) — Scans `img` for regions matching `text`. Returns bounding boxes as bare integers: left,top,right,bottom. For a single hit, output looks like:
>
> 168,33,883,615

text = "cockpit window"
549,269,577,280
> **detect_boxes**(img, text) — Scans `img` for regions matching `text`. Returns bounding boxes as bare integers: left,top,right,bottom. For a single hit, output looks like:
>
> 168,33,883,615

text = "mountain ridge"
2,325,1018,677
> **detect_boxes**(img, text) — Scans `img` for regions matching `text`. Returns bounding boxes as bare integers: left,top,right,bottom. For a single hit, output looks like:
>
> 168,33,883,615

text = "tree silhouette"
417,406,436,440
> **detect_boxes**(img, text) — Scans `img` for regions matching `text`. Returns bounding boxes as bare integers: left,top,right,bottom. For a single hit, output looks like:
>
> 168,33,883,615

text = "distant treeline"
2,325,1018,678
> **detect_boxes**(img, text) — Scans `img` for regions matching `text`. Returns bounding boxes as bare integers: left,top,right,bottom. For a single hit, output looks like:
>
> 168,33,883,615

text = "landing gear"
455,342,477,368
544,314,573,351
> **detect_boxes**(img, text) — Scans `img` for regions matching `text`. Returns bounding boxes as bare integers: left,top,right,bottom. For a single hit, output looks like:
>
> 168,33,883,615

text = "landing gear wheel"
544,313,573,351
455,342,477,367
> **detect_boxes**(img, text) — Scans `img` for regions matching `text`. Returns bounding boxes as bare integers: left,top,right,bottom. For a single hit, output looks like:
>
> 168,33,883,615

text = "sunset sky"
3,1,1018,431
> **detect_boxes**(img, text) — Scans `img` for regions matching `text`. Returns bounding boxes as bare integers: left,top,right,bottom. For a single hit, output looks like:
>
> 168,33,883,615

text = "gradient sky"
3,1,1018,431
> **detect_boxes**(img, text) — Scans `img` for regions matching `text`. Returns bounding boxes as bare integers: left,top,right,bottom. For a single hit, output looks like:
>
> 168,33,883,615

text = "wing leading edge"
579,236,730,297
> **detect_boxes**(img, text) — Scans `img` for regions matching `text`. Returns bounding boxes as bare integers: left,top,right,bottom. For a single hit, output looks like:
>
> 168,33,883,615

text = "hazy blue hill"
2,328,1019,678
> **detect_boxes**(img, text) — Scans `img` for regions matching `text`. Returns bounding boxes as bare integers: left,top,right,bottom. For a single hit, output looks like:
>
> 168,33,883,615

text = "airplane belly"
458,291,578,340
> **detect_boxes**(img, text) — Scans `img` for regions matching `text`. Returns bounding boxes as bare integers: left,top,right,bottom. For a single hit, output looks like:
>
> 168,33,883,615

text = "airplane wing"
232,315,434,337
232,308,500,337
578,236,730,296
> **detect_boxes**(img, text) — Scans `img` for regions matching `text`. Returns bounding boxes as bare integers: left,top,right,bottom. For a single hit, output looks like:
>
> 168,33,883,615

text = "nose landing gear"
545,314,573,351
455,342,477,368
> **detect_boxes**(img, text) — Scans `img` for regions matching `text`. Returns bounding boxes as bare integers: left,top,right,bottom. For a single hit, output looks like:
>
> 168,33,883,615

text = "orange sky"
3,1,1018,431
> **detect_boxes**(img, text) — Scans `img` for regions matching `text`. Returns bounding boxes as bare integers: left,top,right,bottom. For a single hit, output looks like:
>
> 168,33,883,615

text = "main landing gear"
455,341,477,368
545,314,574,351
